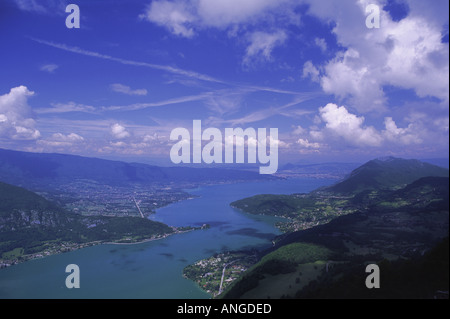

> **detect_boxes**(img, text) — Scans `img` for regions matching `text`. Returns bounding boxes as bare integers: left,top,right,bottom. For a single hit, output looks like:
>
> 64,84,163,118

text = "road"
218,260,238,295
132,197,145,218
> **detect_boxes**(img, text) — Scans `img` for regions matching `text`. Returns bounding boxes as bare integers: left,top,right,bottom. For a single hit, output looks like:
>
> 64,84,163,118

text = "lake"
0,177,335,299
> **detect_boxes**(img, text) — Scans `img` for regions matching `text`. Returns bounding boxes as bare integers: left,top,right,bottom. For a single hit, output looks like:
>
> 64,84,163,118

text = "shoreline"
0,226,207,269
1,177,283,270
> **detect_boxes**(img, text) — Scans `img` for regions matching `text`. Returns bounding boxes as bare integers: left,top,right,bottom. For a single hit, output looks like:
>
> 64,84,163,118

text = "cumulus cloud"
37,132,85,148
53,132,84,142
304,0,449,112
140,0,196,38
110,123,130,139
319,103,383,146
141,0,287,35
297,138,321,149
382,117,422,145
110,83,148,96
141,0,293,67
98,132,169,156
0,86,40,140
141,0,448,104
293,103,443,152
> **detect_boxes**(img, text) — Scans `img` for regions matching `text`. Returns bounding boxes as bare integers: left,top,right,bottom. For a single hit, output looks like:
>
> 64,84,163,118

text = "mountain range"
0,147,275,265
0,148,274,192
323,156,449,194
0,148,448,298
223,157,449,299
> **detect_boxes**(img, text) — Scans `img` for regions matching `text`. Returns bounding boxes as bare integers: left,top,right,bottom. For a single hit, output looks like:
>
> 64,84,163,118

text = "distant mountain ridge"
277,162,361,179
323,157,449,194
0,148,275,191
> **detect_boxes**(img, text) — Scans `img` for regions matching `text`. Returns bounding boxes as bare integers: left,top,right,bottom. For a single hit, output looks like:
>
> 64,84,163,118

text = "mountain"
0,181,174,263
323,157,449,194
295,237,449,299
0,181,71,231
220,158,449,299
0,148,275,191
231,159,449,233
421,158,449,169
378,176,450,211
0,181,63,214
222,176,449,299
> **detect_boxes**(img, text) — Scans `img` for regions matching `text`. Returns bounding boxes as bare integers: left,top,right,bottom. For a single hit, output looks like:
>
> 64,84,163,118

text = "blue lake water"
0,178,335,299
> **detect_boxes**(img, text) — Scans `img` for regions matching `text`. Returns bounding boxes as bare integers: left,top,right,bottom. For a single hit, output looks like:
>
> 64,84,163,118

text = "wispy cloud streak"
30,37,316,98
207,95,315,126
30,37,225,84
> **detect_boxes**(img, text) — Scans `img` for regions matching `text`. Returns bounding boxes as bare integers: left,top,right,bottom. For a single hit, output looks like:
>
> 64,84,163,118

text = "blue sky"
0,0,448,166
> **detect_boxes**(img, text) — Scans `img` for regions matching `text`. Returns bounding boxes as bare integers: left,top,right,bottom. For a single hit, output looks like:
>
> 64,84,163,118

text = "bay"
0,177,334,299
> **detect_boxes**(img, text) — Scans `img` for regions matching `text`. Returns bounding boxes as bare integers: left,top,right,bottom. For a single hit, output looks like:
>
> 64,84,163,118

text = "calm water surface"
0,178,334,299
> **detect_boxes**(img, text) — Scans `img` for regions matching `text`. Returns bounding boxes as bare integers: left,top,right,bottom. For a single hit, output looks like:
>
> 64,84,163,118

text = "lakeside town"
183,251,259,297
40,180,197,218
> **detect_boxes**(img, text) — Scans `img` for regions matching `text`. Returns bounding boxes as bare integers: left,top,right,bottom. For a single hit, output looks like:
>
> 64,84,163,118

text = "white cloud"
141,0,288,35
31,37,223,84
196,0,284,28
314,37,327,52
297,138,321,149
37,132,85,148
304,0,449,112
110,83,148,96
40,64,59,73
268,135,290,148
110,123,130,139
36,102,96,114
141,0,294,68
140,0,196,38
382,117,422,145
302,60,320,83
53,132,84,142
0,86,40,140
296,102,445,152
243,30,287,66
291,125,306,135
319,103,383,146
143,133,157,143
